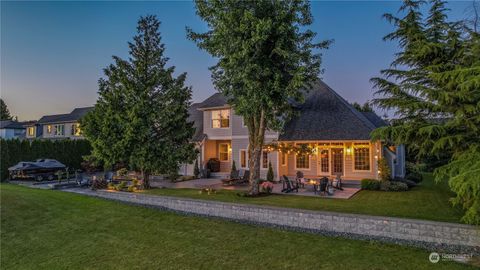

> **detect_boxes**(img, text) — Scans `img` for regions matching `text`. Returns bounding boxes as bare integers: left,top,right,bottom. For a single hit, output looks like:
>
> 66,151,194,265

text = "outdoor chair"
317,177,329,195
222,170,247,186
295,171,305,188
281,175,299,193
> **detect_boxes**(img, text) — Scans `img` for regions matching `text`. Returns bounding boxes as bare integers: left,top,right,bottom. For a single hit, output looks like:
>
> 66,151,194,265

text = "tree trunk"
247,109,266,195
142,169,151,189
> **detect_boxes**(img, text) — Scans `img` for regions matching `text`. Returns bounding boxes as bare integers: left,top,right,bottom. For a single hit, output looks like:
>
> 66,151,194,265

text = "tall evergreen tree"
188,0,330,194
0,99,12,120
371,0,480,224
82,15,196,188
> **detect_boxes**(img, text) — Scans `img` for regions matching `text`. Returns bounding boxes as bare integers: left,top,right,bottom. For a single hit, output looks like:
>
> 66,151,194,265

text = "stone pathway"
64,187,479,255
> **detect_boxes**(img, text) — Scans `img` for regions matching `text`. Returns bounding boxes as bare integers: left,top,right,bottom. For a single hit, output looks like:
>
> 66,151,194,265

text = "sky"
1,1,474,121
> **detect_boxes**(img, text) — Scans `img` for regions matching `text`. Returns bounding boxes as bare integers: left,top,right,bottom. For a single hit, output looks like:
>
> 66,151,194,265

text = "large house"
0,120,27,139
25,107,94,140
183,81,405,181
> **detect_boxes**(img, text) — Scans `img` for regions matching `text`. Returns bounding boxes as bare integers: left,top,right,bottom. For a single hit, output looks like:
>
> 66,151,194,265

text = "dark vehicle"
8,159,66,181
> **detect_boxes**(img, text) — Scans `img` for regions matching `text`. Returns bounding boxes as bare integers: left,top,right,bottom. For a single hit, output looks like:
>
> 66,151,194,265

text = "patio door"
331,148,344,175
317,149,330,175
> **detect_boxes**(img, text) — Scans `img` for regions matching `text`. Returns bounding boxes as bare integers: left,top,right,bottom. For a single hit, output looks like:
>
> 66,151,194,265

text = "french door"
331,148,344,175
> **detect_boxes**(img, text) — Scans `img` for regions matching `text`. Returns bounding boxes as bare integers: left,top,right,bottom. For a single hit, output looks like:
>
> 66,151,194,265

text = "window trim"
218,143,230,162
27,127,35,136
318,148,330,175
239,149,248,169
54,124,65,136
294,143,311,170
46,125,52,134
72,123,82,136
353,143,372,172
211,109,230,129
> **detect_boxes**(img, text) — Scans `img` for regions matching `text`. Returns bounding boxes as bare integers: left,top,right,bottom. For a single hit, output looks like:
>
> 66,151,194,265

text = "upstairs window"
211,109,230,128
54,124,65,136
71,123,82,136
27,127,35,136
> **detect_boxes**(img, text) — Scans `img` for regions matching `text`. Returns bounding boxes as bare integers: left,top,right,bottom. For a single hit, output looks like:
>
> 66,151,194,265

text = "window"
211,110,230,128
240,150,247,168
354,144,370,171
262,151,268,169
46,125,52,133
295,144,310,169
54,124,65,136
320,149,329,173
281,153,287,166
219,143,229,161
27,127,35,136
71,123,81,136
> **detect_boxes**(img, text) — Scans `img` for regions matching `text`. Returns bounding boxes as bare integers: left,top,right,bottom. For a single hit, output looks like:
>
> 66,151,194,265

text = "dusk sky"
1,1,473,121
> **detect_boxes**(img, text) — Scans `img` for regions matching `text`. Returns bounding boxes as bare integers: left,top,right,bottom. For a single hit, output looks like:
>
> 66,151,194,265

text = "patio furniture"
316,177,329,195
295,171,305,188
332,174,343,190
222,170,248,186
281,175,299,193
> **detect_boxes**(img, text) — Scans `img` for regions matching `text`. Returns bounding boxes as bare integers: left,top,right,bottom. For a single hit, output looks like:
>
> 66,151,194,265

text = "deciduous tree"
188,0,330,194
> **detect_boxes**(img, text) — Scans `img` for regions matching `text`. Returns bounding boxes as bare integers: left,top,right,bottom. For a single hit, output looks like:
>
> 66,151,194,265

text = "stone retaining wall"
70,189,479,254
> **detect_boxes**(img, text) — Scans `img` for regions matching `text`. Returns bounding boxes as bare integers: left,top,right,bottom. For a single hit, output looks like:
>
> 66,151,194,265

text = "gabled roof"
0,120,25,129
188,103,205,142
197,93,229,110
278,81,381,141
38,107,94,124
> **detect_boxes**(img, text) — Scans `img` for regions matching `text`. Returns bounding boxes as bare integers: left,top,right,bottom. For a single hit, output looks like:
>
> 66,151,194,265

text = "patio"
150,178,361,199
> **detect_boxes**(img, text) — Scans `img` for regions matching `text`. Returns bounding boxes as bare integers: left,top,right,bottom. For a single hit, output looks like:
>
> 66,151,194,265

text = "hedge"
0,139,91,181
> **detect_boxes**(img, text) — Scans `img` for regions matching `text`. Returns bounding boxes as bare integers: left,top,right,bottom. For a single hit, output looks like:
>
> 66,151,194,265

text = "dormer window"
211,109,230,128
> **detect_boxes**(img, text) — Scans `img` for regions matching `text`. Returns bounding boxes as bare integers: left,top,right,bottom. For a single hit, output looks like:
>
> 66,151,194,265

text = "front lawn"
0,184,472,269
145,174,464,223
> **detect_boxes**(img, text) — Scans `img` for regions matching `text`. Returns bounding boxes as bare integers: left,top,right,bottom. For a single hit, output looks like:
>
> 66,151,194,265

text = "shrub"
117,168,128,177
207,158,220,172
230,160,237,179
406,172,423,183
168,172,179,182
90,176,107,190
260,181,274,194
115,181,127,191
107,182,115,190
361,179,380,190
193,159,200,179
377,158,391,181
267,162,274,182
127,185,136,192
380,181,408,192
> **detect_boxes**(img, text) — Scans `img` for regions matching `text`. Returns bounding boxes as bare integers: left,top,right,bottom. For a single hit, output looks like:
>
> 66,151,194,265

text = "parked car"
8,159,66,181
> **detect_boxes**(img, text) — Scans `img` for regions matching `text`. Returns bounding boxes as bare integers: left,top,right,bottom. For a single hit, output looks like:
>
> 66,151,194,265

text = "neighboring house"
25,107,94,140
183,80,405,180
0,120,26,139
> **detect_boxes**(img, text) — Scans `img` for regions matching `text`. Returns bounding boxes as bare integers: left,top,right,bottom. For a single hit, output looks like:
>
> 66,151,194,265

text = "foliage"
169,172,180,182
82,15,196,189
434,146,480,225
207,158,220,172
377,158,391,181
351,101,374,112
230,160,237,179
115,181,127,191
260,181,274,194
0,99,12,120
267,162,274,182
264,142,316,156
370,0,480,224
116,168,128,177
193,158,200,179
188,0,330,195
406,172,423,183
380,181,409,192
0,139,91,181
361,179,380,190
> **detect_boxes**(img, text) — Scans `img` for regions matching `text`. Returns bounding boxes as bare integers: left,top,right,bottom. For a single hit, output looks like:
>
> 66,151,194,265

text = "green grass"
145,174,464,223
1,184,472,270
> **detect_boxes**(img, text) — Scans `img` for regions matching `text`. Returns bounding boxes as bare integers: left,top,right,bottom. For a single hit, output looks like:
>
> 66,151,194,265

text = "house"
183,80,405,181
25,107,94,140
0,120,26,139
